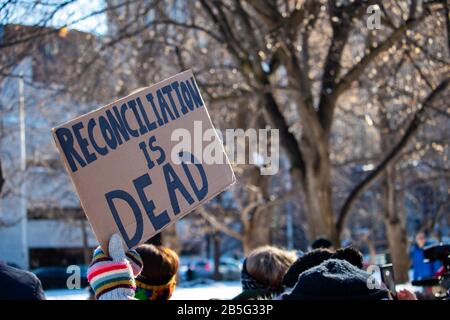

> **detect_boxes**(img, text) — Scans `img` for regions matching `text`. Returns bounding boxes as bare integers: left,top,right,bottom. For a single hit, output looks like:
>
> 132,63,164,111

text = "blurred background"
0,0,448,299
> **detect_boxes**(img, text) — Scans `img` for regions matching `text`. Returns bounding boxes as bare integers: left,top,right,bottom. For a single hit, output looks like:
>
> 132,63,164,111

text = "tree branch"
245,0,282,28
443,0,450,53
335,17,424,98
336,77,450,235
317,0,379,133
197,206,243,241
252,188,300,217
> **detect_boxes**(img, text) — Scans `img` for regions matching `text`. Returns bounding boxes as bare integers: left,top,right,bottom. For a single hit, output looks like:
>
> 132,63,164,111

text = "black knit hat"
282,248,333,288
283,259,390,300
311,237,333,249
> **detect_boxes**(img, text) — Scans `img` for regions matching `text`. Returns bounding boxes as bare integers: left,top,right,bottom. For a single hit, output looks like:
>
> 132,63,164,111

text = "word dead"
106,149,208,248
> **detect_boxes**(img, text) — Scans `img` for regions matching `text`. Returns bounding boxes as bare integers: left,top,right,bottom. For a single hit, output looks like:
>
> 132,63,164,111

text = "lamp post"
19,72,29,269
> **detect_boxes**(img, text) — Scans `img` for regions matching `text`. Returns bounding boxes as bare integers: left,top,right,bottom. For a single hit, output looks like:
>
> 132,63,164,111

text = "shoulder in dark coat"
0,262,46,300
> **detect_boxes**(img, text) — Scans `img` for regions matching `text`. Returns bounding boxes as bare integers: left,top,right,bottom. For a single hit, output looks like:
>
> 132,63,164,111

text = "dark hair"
282,248,333,288
145,233,162,246
311,237,333,250
135,244,179,285
331,247,364,269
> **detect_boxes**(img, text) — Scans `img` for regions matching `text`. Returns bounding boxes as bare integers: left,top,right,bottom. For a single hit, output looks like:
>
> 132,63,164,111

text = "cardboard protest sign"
52,70,235,251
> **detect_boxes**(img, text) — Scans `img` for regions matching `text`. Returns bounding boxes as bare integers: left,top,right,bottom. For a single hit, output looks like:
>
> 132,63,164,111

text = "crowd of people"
0,232,444,300
85,234,421,301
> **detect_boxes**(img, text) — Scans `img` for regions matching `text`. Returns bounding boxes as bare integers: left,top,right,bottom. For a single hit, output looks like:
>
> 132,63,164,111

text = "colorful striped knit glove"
87,233,143,300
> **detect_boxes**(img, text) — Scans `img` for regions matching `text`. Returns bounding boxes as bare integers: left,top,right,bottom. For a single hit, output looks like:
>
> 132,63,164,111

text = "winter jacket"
232,288,277,300
410,243,442,281
0,262,46,300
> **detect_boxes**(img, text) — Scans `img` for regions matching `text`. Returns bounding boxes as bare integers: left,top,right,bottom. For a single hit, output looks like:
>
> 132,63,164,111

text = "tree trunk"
365,235,377,266
212,231,222,280
381,164,409,284
242,208,272,254
241,166,274,254
384,218,410,284
162,223,181,254
298,137,339,246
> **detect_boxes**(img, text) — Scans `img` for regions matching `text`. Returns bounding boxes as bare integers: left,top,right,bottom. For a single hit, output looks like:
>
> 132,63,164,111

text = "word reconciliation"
55,77,204,173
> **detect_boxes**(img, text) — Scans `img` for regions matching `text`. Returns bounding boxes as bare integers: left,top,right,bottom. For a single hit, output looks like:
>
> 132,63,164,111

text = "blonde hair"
245,245,297,288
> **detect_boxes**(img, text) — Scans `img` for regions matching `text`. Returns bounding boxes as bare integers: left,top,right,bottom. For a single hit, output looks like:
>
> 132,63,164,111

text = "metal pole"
19,72,29,270
286,206,294,250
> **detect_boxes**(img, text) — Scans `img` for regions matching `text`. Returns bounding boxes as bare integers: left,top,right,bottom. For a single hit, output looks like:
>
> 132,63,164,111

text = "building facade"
0,25,100,269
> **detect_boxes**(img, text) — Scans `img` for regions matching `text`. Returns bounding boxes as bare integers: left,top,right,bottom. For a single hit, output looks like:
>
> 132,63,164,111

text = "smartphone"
380,263,396,292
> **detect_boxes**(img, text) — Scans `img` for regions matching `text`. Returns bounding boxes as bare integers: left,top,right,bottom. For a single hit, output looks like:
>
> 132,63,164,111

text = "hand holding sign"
87,233,141,300
52,70,235,250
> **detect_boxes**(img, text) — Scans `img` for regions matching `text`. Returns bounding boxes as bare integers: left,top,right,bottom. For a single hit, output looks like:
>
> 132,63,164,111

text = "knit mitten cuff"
87,234,142,300
126,249,144,277
88,261,136,300
90,246,143,277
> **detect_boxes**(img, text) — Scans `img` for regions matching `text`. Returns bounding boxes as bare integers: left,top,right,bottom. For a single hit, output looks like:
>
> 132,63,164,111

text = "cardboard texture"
52,70,235,251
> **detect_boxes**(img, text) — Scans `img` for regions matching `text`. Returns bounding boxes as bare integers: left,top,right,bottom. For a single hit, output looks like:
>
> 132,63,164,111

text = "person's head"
242,246,297,292
331,247,364,269
283,259,390,300
282,248,333,288
134,244,179,300
415,232,426,248
311,237,333,250
282,247,364,288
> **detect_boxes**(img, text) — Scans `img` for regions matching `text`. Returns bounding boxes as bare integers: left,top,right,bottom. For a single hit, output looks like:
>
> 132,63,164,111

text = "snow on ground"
45,281,242,300
44,281,422,300
45,288,90,300
172,281,241,300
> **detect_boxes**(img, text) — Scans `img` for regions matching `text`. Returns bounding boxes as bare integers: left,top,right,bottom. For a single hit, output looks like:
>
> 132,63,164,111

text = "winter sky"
3,0,108,35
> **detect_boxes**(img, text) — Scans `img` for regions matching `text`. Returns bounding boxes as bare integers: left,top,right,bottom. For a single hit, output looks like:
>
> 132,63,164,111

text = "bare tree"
1,0,448,263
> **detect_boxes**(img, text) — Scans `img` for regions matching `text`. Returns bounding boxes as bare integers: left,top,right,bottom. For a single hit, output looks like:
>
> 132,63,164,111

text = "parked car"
32,265,89,290
217,257,241,280
179,257,241,281
188,258,213,280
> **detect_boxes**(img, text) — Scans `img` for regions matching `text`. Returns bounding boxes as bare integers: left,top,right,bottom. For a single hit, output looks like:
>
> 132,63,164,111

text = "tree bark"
241,169,273,254
381,165,409,284
298,150,338,245
378,101,410,284
364,235,377,266
242,209,272,254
